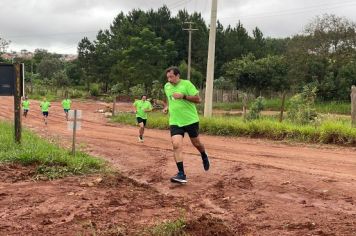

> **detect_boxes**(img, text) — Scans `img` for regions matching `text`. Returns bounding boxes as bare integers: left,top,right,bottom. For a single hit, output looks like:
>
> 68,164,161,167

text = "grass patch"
143,217,187,236
207,99,350,115
210,98,282,111
315,101,350,115
112,112,356,146
0,121,105,179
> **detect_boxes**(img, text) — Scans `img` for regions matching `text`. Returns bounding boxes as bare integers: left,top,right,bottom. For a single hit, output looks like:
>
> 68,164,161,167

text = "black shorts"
64,109,69,113
42,112,49,117
170,122,199,138
23,109,29,113
137,117,147,126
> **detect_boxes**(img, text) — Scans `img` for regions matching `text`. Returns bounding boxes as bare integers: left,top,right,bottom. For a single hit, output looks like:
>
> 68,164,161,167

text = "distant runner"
61,97,72,121
40,97,51,125
22,96,30,118
133,95,152,142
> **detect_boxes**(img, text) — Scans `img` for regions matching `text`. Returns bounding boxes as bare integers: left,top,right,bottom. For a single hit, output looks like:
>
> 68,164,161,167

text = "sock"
201,151,208,159
176,162,185,175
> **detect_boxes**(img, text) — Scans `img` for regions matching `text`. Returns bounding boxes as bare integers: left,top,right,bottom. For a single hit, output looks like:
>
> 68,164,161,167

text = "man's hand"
162,107,168,114
172,93,184,99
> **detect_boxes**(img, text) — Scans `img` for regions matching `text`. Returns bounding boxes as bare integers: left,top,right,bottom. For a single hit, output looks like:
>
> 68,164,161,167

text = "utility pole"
204,0,218,117
183,22,198,80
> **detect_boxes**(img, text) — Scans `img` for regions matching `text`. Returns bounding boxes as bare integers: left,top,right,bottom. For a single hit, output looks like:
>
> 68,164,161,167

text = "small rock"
281,181,291,185
41,219,53,225
104,112,112,117
67,192,75,196
222,197,230,201
94,177,103,183
87,182,94,187
299,200,307,204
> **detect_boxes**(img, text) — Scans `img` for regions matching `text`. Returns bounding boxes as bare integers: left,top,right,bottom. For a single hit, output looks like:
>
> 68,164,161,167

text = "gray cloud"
1,0,356,54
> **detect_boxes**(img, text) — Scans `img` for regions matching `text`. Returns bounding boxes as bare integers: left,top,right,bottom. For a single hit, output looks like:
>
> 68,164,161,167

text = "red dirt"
0,97,355,235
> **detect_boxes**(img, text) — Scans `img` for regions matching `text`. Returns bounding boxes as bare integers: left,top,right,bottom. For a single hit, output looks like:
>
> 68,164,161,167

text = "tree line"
2,6,356,101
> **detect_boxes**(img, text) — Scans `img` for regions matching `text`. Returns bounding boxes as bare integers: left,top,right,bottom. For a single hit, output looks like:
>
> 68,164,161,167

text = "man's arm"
144,103,153,112
162,99,168,113
132,104,137,113
172,93,201,104
184,94,201,104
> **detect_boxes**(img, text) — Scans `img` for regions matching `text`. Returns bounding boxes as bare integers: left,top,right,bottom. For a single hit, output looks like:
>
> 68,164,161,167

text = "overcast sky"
1,0,356,54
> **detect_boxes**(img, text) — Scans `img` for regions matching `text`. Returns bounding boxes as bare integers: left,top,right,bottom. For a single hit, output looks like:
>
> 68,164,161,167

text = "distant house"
0,52,15,61
61,54,78,61
1,50,77,61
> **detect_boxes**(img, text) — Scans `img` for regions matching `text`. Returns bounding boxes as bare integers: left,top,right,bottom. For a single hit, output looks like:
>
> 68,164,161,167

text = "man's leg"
138,122,145,142
187,123,210,171
171,134,187,183
189,136,210,171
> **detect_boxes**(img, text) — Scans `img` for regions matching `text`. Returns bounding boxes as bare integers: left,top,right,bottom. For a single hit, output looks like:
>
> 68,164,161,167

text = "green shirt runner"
40,101,51,112
133,100,152,119
164,79,199,127
62,99,72,110
22,100,30,110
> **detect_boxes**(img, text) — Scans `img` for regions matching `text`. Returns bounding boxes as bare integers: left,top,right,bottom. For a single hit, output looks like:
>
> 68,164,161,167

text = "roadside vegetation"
0,121,105,179
112,111,356,146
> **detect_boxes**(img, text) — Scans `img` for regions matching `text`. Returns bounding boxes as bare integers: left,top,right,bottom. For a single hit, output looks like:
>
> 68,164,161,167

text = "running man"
40,97,51,125
163,66,210,184
61,97,72,121
22,96,30,118
133,95,153,142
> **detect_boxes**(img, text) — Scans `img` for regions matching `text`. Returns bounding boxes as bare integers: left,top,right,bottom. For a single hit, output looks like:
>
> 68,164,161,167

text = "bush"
246,96,265,120
288,85,318,124
130,84,145,98
90,83,100,97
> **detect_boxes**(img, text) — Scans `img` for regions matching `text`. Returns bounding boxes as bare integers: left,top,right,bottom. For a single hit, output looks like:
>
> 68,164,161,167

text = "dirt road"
0,97,355,235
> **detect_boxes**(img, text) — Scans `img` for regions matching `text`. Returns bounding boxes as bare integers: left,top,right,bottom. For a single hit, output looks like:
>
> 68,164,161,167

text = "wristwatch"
183,95,187,100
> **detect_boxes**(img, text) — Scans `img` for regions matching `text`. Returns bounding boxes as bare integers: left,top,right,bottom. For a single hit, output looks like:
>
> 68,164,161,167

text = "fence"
200,89,239,103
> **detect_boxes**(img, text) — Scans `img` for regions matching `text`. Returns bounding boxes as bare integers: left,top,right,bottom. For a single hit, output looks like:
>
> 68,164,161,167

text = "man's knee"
172,142,181,150
191,138,204,149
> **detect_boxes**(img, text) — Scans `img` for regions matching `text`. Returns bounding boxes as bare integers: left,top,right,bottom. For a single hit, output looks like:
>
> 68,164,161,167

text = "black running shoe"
170,173,187,183
202,155,210,171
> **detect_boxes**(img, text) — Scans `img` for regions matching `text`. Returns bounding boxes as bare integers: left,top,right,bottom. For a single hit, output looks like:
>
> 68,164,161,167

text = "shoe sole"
170,178,187,184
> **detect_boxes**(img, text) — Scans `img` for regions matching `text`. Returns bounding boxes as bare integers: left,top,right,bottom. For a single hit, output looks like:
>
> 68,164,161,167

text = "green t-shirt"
40,101,51,112
164,79,199,127
22,100,30,110
62,99,72,110
134,100,152,119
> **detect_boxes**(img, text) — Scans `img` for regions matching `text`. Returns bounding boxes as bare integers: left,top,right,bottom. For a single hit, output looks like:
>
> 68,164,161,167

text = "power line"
220,0,356,20
170,0,193,11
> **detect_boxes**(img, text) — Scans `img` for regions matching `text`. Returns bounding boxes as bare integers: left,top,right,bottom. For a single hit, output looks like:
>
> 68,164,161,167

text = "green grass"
211,98,283,111
143,217,187,236
207,99,350,115
315,101,350,115
112,112,356,146
0,121,105,179
28,87,90,101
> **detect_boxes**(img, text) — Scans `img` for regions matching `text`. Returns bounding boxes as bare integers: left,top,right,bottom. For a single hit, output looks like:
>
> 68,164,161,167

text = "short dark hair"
141,95,146,99
166,66,180,76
